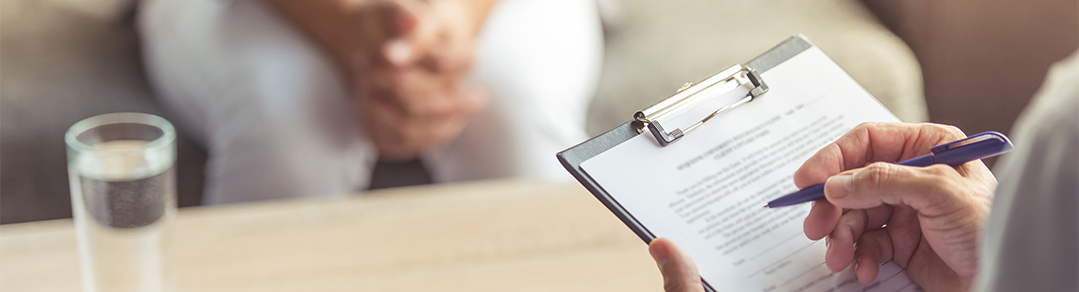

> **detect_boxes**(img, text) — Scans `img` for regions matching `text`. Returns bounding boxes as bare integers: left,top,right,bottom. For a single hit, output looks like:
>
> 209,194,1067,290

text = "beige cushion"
0,0,206,223
588,0,927,135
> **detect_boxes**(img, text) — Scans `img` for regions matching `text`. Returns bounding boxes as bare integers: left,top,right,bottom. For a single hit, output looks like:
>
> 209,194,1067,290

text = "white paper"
581,47,921,292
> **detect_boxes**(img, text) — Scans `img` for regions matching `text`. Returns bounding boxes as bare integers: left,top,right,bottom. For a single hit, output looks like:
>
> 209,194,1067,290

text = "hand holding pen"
767,130,1013,208
781,123,1002,291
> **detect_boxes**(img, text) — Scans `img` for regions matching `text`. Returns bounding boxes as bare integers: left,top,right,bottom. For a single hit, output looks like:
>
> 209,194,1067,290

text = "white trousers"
137,0,603,204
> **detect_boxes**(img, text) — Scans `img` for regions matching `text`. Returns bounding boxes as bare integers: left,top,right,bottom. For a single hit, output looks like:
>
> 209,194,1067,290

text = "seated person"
137,0,603,204
646,52,1078,292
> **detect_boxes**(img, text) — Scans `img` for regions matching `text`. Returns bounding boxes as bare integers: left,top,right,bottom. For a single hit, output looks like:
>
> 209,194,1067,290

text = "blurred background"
2,0,1076,224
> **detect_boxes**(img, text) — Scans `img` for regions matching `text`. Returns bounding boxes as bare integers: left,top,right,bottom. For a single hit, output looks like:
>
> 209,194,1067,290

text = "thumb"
357,1,417,39
648,238,706,292
824,162,965,215
383,38,416,66
355,1,420,65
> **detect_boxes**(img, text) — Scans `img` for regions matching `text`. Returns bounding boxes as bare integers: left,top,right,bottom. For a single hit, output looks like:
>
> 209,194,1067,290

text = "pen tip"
763,205,770,209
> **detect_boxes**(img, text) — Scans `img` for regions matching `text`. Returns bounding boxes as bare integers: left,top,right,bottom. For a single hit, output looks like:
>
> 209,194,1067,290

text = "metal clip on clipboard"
634,65,769,146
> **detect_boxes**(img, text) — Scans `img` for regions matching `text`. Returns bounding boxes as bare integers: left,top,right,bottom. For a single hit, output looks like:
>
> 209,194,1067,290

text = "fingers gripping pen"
765,131,1014,209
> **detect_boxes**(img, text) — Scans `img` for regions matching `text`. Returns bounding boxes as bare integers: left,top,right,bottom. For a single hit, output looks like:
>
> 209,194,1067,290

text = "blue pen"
765,131,1015,209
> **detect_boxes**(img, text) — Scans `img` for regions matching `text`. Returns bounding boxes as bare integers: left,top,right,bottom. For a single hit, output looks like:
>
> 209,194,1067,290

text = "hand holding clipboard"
558,35,921,292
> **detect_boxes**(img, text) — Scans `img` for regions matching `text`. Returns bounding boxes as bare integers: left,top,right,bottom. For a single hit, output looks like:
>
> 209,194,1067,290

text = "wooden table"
1,180,663,291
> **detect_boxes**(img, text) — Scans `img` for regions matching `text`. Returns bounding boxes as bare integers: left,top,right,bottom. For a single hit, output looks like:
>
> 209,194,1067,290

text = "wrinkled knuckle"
861,162,898,191
932,123,967,140
840,211,865,231
853,122,876,132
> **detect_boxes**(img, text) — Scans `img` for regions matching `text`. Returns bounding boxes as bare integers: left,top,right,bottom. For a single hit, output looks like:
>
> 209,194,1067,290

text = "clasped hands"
649,123,997,292
343,0,486,161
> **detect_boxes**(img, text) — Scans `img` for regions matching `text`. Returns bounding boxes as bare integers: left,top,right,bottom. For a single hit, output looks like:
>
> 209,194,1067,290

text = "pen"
765,131,1014,209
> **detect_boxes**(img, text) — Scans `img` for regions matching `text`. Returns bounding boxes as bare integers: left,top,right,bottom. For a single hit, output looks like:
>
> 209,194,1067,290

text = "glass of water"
66,113,176,292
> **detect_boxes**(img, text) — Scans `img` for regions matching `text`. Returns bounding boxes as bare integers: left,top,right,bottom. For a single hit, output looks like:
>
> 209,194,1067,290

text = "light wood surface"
1,180,663,292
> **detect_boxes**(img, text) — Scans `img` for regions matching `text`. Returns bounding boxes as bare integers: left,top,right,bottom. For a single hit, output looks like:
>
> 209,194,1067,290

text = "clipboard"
558,35,813,242
555,35,910,291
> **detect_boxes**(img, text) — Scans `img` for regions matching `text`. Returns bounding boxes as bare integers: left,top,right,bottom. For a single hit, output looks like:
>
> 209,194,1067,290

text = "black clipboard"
556,35,815,292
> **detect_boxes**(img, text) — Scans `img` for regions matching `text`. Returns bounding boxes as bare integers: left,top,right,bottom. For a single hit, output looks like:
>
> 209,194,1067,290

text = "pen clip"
930,131,1014,154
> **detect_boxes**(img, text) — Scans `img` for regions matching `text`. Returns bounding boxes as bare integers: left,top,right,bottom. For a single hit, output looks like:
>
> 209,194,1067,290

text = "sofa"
0,0,926,223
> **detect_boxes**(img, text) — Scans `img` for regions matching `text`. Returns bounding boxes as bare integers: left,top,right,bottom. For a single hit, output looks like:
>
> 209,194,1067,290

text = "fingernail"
825,237,831,248
826,173,853,199
384,39,412,65
853,260,860,272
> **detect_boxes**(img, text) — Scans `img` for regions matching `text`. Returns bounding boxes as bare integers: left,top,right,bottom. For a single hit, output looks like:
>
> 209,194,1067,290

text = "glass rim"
65,112,176,153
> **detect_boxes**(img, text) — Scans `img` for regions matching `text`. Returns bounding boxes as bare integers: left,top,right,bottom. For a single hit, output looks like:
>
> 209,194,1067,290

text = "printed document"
581,47,920,291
